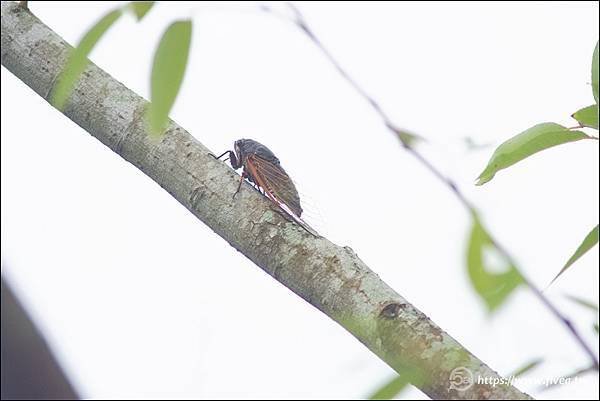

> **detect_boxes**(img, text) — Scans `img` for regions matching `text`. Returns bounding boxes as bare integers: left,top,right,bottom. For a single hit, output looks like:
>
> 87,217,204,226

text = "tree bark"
1,3,531,399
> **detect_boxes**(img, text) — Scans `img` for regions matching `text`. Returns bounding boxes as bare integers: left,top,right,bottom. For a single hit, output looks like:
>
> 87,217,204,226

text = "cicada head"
232,139,245,169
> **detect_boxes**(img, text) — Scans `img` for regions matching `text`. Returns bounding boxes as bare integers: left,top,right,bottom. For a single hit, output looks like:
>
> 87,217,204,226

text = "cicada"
214,139,316,235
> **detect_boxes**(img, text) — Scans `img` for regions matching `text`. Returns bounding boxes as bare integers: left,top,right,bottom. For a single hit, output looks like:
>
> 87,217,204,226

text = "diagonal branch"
266,2,599,371
1,3,531,399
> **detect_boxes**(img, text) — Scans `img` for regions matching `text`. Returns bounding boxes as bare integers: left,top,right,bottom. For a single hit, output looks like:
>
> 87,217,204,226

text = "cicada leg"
210,150,230,161
233,171,264,198
233,171,246,199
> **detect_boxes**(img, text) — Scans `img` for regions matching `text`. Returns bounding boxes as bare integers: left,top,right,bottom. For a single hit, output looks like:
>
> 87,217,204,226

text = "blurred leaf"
148,20,192,136
369,376,410,400
396,129,424,148
52,9,123,109
509,358,543,378
129,1,154,21
464,137,493,151
564,294,599,312
550,225,598,285
592,41,598,104
386,122,425,148
467,216,524,312
571,105,598,129
564,295,599,337
475,123,591,185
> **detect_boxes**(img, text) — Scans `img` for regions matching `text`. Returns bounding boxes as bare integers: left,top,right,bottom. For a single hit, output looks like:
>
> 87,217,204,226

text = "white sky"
1,1,599,399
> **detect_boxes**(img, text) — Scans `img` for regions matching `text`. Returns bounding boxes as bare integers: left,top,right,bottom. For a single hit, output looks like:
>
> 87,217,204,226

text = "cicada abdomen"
215,139,316,235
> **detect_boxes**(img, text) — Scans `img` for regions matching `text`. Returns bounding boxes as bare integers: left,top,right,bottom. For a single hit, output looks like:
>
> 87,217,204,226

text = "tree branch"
266,2,599,371
1,3,531,399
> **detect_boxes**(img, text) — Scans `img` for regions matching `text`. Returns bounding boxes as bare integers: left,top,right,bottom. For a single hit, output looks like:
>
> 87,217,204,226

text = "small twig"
264,2,599,371
18,1,28,9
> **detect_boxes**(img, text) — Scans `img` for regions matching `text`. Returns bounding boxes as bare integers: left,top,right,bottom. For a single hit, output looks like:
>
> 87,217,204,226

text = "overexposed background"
2,1,599,399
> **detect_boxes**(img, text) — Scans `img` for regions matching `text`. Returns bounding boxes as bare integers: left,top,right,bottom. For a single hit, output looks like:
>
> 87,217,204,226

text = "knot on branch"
380,302,403,319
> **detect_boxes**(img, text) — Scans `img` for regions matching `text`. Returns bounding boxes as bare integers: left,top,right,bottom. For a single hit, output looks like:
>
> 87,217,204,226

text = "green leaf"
565,294,599,312
369,376,410,400
396,129,424,148
550,225,598,285
467,216,524,312
129,1,154,21
52,9,123,110
592,41,598,104
509,358,543,378
571,105,598,129
475,123,591,186
148,20,192,136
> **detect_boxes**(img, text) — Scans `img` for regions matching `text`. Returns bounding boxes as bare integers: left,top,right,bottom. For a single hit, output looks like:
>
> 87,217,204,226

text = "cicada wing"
246,155,303,217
